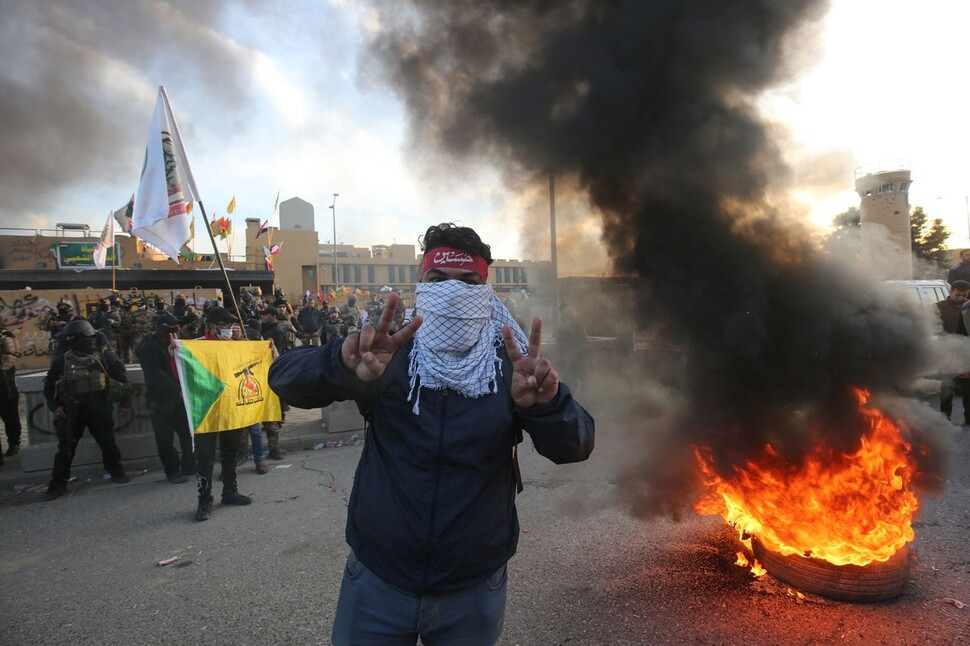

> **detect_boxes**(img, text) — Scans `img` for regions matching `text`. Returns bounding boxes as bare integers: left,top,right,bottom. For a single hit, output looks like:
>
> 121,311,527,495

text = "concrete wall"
0,288,220,372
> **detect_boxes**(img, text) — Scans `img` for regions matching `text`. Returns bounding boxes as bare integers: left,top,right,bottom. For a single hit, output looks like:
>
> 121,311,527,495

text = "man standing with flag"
191,307,253,521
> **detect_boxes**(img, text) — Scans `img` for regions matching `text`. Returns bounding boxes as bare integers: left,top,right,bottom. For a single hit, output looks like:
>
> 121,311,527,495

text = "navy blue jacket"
268,339,595,593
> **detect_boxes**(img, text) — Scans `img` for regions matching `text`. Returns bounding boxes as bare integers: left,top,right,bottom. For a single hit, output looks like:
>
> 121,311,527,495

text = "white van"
884,280,949,308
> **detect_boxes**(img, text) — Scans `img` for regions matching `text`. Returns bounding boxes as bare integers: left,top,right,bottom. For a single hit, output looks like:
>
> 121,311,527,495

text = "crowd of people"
0,286,386,507
0,222,597,645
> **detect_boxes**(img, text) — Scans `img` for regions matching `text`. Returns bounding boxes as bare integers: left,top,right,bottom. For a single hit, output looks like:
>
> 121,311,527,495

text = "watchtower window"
897,181,909,192
878,182,894,194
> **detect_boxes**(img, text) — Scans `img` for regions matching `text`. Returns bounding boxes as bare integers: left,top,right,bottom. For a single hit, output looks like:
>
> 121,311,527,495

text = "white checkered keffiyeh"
408,280,529,414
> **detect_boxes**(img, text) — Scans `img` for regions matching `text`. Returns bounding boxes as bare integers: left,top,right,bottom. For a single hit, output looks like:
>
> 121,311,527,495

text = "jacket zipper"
422,388,447,591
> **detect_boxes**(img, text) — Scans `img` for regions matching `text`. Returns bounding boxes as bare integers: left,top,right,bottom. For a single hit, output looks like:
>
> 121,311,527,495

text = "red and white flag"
131,86,200,263
93,209,114,269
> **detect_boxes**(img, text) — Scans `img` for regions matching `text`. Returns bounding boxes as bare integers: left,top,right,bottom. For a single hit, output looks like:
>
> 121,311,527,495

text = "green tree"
820,206,860,260
910,206,950,277
821,205,951,277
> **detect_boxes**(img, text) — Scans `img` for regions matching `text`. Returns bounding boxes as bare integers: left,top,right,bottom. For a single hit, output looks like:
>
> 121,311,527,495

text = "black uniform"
136,331,194,480
88,306,120,343
43,335,131,496
261,321,289,355
42,309,77,355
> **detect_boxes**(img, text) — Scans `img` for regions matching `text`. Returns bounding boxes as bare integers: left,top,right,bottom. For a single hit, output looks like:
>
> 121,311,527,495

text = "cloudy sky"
1,0,968,268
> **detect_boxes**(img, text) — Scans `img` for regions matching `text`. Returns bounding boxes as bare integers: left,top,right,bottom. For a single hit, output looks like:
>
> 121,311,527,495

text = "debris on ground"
275,464,292,469
311,434,362,450
943,598,966,609
157,554,184,567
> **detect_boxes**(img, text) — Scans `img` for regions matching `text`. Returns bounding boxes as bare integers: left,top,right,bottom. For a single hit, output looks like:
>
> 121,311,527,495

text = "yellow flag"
227,195,236,214
173,340,282,434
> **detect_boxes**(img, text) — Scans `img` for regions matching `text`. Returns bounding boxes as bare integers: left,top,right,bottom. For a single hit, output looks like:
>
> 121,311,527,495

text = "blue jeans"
247,424,264,464
331,551,507,646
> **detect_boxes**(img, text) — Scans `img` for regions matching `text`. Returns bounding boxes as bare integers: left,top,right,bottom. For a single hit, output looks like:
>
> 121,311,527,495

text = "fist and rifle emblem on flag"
173,340,282,435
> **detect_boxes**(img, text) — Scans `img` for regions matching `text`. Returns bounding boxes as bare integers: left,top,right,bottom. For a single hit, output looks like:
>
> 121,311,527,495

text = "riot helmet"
62,319,97,353
62,319,95,338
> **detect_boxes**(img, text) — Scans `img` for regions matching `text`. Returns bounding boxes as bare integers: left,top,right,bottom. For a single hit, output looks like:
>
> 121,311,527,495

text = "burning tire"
751,539,910,602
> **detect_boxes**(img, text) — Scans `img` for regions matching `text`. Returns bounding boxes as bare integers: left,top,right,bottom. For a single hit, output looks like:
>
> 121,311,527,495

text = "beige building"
242,194,550,302
244,216,551,303
855,160,913,279
0,197,549,304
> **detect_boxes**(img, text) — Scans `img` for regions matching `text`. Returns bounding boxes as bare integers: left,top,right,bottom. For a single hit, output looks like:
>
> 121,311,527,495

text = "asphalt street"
0,391,968,645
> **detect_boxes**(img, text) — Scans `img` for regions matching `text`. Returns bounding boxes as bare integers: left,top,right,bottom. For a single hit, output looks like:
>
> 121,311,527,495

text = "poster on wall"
54,242,120,268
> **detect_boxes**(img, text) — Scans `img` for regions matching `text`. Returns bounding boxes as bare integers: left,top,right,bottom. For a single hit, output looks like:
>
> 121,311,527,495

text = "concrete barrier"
14,364,364,482
16,367,157,475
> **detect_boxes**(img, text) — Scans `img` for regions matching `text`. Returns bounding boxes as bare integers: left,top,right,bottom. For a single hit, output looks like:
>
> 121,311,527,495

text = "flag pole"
197,200,248,339
110,213,117,291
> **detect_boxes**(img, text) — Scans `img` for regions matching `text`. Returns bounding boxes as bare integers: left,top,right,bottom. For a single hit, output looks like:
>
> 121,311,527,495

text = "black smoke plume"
366,0,951,515
0,0,252,221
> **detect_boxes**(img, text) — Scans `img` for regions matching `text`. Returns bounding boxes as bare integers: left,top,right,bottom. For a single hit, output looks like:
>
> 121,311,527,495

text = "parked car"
884,279,949,308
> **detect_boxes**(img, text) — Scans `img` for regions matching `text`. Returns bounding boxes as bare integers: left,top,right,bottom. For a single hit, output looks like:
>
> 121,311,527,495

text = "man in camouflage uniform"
0,326,22,459
109,294,139,363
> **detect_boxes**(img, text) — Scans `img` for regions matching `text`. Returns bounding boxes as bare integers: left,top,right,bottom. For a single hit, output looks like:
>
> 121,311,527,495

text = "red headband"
421,247,489,281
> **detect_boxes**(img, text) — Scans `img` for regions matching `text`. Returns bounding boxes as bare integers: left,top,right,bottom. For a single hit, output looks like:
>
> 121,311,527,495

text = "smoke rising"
0,0,253,220
367,0,951,515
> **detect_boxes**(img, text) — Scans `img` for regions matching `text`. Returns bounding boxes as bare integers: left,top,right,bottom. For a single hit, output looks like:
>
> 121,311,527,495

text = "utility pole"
549,172,558,313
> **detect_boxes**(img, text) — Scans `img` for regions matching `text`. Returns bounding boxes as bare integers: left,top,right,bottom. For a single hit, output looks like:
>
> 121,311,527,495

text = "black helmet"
155,313,180,334
62,319,96,338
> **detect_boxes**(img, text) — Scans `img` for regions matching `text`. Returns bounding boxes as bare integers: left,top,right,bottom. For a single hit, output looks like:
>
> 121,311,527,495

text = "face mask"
414,281,493,354
217,327,234,340
72,337,97,354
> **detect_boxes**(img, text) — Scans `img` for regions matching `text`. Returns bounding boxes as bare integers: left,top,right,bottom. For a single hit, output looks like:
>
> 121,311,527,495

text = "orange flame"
695,389,918,567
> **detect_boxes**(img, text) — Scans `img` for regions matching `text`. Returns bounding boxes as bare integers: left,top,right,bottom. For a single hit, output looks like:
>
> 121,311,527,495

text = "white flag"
131,86,200,263
93,210,114,269
270,190,280,228
113,194,134,233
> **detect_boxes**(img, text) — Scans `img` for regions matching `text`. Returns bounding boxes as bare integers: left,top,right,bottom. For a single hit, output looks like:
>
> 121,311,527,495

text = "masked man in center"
269,222,595,646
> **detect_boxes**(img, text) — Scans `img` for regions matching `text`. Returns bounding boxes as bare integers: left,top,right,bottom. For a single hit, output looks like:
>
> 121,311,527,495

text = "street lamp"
329,193,339,292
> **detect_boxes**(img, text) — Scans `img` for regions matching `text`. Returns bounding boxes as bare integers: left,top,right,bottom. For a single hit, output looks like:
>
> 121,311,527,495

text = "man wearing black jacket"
136,313,194,483
269,223,595,645
260,306,288,460
260,307,288,354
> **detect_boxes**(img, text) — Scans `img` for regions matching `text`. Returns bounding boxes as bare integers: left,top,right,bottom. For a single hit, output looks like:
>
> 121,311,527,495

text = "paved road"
0,394,968,645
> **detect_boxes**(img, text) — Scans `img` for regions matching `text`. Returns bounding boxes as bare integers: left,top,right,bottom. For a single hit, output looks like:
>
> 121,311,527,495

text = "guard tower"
854,160,912,279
